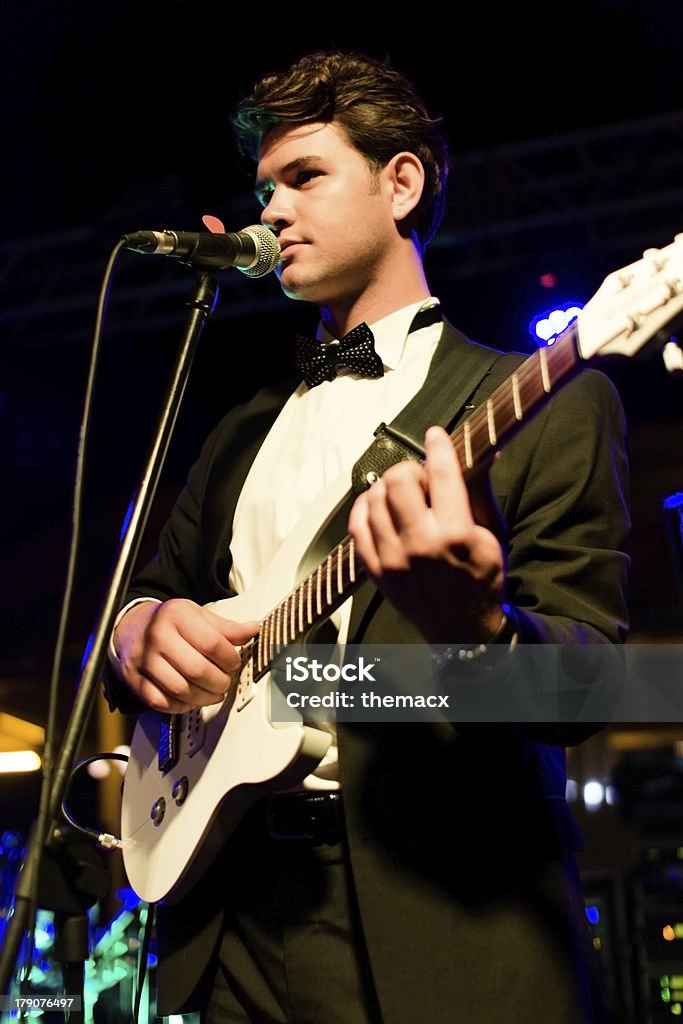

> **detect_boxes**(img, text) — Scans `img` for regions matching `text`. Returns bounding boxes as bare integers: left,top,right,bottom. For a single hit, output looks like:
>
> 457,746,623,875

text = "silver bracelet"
430,608,516,671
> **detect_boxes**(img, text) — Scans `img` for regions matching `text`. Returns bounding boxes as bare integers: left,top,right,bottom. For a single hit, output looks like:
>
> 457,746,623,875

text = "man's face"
255,122,398,307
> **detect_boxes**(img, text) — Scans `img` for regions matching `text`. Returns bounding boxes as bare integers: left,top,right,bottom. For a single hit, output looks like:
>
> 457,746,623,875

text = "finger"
348,488,384,577
422,425,476,531
202,612,260,648
130,650,224,713
373,463,432,547
368,466,434,564
168,610,244,676
140,682,217,715
140,608,236,698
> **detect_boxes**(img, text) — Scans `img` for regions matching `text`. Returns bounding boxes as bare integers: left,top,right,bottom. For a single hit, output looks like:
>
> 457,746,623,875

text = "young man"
106,51,630,1023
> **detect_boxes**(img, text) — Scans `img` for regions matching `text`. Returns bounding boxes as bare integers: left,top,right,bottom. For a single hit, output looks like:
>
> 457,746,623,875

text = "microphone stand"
0,271,219,1019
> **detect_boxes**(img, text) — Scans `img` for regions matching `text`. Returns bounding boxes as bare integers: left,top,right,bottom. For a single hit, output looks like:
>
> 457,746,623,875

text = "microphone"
120,223,280,278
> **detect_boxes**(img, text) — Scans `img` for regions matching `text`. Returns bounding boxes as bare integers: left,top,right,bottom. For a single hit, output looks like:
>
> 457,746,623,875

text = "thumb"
201,609,260,645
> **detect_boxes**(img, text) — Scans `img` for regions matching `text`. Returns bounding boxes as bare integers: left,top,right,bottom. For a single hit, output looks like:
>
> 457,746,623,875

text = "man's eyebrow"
254,155,323,196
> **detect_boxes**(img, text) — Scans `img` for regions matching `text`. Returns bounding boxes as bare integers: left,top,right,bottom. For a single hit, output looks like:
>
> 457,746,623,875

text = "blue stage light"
530,303,583,346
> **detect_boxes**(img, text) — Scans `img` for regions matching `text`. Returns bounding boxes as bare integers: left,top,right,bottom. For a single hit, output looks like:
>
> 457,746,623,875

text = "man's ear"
385,151,425,222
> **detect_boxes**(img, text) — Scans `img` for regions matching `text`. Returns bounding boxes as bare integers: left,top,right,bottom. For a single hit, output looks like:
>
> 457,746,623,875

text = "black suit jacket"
105,322,630,1020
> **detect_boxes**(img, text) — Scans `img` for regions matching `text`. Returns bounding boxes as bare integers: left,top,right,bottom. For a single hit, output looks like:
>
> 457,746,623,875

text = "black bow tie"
295,322,384,389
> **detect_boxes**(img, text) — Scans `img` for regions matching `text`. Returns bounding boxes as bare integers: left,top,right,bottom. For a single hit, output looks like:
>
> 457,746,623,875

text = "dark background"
2,4,683,1017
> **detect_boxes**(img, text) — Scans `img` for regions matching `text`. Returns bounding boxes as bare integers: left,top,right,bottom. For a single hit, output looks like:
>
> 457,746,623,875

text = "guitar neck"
249,324,582,679
454,321,581,480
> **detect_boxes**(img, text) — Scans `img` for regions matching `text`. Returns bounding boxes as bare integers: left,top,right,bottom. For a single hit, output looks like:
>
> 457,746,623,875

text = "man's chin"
278,271,318,303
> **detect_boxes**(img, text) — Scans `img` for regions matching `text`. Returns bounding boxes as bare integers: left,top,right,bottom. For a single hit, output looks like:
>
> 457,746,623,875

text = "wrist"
430,604,518,672
110,597,161,665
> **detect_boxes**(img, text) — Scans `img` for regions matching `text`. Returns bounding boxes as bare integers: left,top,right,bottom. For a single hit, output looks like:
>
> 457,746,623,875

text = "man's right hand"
113,598,259,713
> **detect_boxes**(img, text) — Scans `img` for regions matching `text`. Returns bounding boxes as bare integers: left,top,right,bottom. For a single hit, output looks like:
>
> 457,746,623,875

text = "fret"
256,620,265,674
337,542,344,594
463,419,473,469
316,564,323,616
280,596,287,645
326,554,333,607
279,597,287,645
274,603,282,648
539,346,551,393
486,398,497,447
453,436,467,474
298,583,304,634
289,590,296,641
348,538,356,583
511,372,523,421
306,575,313,625
261,615,271,672
265,618,272,672
266,615,274,667
470,405,492,464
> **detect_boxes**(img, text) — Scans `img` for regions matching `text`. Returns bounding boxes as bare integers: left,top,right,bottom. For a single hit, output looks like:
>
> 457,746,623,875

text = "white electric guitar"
120,236,683,904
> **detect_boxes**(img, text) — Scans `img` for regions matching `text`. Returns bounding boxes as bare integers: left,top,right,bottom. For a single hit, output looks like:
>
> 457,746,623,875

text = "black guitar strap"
289,313,505,586
351,313,503,495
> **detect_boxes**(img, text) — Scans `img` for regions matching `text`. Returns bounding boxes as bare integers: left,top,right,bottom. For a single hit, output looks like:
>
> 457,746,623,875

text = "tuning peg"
663,339,683,375
643,247,667,272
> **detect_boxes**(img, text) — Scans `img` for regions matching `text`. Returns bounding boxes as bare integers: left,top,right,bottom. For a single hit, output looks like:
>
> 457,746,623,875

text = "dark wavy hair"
231,50,449,250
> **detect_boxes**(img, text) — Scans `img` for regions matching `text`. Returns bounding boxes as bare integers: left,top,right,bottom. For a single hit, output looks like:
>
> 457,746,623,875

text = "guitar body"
121,472,354,904
122,666,331,904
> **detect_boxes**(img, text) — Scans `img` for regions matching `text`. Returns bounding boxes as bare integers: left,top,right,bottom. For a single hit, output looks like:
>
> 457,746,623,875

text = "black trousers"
158,798,609,1024
203,831,381,1024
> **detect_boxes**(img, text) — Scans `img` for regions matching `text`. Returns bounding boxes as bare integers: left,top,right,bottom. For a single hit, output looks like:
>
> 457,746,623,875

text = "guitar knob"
150,797,166,826
172,776,190,805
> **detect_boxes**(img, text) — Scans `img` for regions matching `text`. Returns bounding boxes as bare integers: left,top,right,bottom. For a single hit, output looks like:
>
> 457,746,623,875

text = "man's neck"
316,236,431,337
320,282,431,338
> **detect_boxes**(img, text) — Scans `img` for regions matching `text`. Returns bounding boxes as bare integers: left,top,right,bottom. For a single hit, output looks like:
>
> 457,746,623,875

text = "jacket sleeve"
496,364,630,647
101,415,231,714
101,380,292,713
486,362,631,744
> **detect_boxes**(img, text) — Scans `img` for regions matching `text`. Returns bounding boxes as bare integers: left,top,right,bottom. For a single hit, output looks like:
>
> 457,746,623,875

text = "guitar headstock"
576,234,683,362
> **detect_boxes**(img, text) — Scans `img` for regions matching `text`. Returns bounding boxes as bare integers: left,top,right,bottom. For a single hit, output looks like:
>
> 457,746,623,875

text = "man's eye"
295,170,320,186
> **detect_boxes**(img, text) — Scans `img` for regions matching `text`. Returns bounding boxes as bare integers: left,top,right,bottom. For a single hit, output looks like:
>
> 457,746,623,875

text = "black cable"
60,752,129,848
14,240,127,992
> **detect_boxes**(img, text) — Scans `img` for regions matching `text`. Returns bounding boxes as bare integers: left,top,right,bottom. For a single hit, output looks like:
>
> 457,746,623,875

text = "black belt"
259,791,345,845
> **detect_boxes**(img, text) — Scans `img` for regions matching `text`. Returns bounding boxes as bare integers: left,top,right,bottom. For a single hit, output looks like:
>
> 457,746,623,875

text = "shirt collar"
318,297,441,371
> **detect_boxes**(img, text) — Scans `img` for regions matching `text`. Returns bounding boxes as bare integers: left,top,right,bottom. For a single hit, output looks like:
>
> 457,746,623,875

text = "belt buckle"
265,793,341,844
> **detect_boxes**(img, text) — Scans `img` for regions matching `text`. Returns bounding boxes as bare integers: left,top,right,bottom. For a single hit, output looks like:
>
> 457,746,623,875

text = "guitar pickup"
183,707,206,756
158,715,179,774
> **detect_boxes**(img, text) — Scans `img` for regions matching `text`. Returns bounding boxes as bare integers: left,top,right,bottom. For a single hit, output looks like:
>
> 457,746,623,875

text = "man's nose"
261,187,294,229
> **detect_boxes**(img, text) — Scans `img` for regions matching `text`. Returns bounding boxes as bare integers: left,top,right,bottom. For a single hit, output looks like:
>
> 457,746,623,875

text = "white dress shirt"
229,298,443,787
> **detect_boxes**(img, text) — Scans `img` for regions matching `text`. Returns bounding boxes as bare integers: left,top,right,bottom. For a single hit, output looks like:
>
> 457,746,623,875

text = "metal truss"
2,110,683,351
